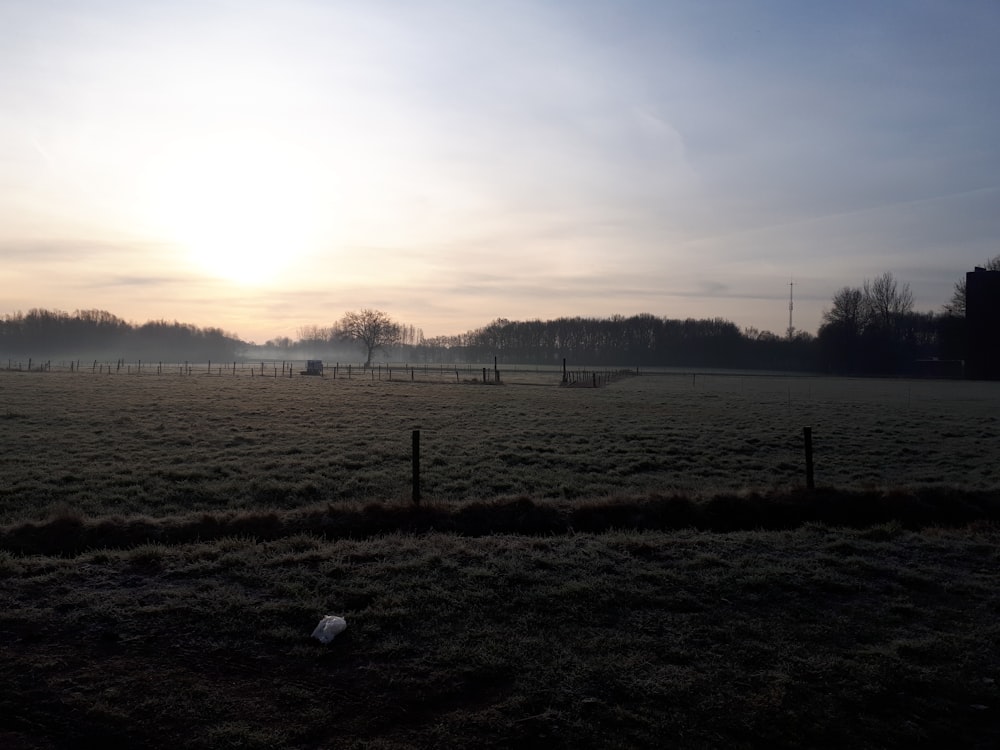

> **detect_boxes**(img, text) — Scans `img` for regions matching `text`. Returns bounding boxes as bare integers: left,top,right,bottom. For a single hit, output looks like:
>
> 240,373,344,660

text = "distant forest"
410,310,962,374
0,309,243,364
0,302,971,376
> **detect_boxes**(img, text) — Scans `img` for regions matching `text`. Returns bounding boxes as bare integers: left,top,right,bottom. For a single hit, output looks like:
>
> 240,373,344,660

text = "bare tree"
297,324,334,346
945,254,1000,316
822,286,870,336
863,272,913,331
338,309,401,367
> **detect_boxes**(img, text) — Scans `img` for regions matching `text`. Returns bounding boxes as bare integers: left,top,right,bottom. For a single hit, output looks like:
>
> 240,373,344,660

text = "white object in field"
312,615,347,643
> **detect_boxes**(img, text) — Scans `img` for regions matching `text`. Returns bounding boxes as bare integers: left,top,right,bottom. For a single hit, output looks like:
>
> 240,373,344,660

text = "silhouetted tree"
817,272,955,374
338,309,401,367
864,272,914,332
817,287,866,372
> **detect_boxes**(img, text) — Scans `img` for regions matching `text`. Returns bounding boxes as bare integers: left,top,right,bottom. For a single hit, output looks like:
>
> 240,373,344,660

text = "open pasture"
1,367,998,523
1,523,998,748
2,367,999,748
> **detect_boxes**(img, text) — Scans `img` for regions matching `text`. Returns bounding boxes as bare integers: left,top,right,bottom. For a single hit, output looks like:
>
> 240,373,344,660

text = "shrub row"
2,488,998,557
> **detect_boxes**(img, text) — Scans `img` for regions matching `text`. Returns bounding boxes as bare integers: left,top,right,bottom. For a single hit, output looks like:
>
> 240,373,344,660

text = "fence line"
3,358,617,386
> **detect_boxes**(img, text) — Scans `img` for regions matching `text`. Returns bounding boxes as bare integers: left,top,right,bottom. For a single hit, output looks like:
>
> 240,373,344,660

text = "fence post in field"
412,429,421,505
482,367,487,384
803,426,815,490
563,358,567,384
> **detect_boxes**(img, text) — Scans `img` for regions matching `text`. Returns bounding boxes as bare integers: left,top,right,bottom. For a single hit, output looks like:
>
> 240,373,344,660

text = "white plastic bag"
312,615,347,644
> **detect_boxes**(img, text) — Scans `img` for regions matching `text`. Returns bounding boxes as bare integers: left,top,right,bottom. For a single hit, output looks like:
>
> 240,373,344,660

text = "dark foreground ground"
2,496,999,749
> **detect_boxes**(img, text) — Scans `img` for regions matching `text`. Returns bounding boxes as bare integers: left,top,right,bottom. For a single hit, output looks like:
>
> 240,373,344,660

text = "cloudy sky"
2,0,998,343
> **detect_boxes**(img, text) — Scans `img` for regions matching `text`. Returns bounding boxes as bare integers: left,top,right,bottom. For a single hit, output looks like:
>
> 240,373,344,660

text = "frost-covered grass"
1,369,998,524
2,369,999,746
1,525,998,748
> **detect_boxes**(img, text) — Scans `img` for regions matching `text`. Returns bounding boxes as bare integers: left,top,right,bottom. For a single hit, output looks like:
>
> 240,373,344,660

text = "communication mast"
786,279,795,339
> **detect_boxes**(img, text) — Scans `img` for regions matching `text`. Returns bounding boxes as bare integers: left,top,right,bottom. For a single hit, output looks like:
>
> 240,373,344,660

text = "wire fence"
3,357,647,387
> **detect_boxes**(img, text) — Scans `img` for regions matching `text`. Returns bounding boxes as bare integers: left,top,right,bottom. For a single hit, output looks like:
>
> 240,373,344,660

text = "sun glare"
146,134,322,285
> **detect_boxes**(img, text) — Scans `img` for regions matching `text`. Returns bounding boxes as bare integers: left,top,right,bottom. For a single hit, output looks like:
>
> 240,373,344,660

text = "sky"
2,0,999,344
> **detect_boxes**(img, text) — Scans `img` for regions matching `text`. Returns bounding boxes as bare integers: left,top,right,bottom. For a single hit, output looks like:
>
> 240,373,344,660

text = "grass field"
1,367,998,522
1,368,998,748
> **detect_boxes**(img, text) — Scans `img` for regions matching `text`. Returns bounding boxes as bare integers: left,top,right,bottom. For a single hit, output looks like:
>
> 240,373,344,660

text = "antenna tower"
787,279,795,339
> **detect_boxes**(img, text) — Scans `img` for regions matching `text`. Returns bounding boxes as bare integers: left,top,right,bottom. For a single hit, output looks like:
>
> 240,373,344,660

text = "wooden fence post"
804,426,815,490
412,429,421,505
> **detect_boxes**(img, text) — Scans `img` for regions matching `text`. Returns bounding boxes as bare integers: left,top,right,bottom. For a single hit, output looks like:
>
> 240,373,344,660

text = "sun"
146,133,322,285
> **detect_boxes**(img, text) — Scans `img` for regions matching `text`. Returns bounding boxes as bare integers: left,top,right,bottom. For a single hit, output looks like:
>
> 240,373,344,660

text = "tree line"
815,263,996,375
255,309,819,371
416,314,818,369
324,262,989,374
0,309,242,363
3,259,993,374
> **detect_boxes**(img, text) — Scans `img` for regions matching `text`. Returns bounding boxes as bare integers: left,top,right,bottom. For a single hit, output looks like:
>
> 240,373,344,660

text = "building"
965,268,1000,380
